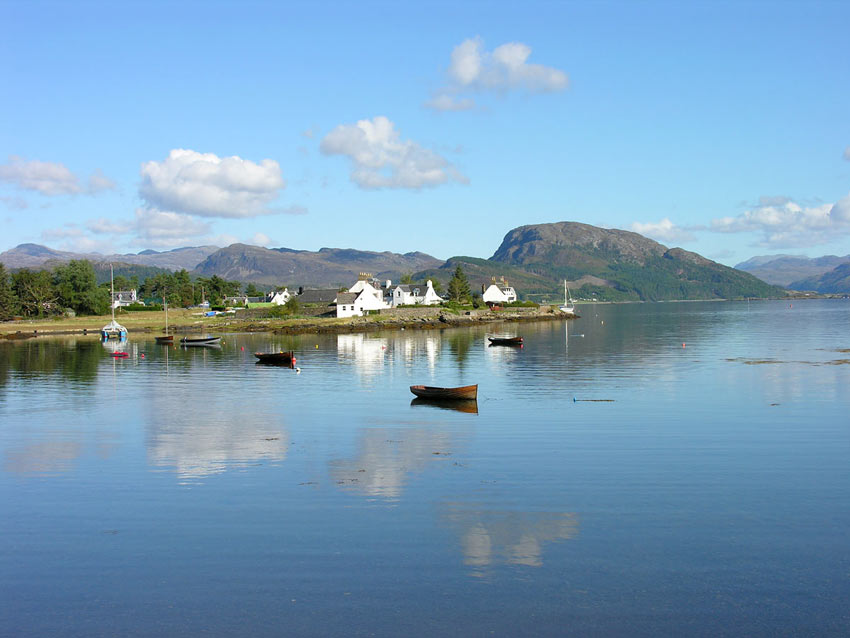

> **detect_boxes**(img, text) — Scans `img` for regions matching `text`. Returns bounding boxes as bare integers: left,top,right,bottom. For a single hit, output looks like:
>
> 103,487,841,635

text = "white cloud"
424,94,475,112
710,194,850,247
844,146,850,161
86,218,126,235
630,218,695,243
40,224,116,254
320,116,468,189
0,156,81,195
132,208,213,247
139,149,288,218
247,232,273,247
0,156,116,196
0,195,28,210
427,37,568,111
87,170,116,194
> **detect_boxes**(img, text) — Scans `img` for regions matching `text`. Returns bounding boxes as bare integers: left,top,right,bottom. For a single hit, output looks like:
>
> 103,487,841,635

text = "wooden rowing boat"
409,384,478,400
155,335,174,344
254,351,296,365
488,336,523,346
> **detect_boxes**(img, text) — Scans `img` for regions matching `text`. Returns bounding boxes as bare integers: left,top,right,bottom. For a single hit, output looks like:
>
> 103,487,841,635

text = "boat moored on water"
488,336,523,346
409,384,478,401
559,280,579,317
101,265,128,339
254,351,296,365
180,336,221,346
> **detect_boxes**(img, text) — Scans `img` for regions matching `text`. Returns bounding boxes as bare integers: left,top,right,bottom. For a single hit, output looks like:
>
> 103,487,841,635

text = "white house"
335,292,360,318
481,279,517,305
389,280,443,307
336,279,391,318
112,290,138,309
267,288,291,305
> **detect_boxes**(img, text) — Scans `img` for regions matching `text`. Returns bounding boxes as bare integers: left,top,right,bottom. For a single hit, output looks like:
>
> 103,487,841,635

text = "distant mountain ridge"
1,221,789,300
192,243,444,286
788,262,850,293
735,254,850,287
0,243,220,271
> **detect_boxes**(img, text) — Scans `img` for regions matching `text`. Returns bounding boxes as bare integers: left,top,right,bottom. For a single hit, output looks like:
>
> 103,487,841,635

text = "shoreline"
1,306,576,340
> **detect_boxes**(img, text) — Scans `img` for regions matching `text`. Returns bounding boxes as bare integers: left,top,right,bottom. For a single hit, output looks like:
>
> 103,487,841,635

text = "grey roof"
335,292,357,304
395,283,427,293
297,288,338,303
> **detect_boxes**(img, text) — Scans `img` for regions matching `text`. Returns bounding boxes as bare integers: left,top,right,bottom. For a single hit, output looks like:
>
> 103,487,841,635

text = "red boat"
409,384,478,401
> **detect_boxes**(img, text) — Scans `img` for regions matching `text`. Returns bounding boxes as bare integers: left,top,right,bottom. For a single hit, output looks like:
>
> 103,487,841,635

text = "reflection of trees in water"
446,331,474,366
145,391,289,483
0,339,102,387
442,504,578,574
328,426,454,500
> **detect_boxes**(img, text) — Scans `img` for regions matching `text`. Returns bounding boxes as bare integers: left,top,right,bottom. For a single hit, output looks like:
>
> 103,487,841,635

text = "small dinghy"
409,384,478,401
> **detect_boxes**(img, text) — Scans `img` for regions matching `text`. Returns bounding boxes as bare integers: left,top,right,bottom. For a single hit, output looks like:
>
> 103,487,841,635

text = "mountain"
191,243,444,286
466,221,784,301
0,243,220,271
735,254,850,287
789,262,850,293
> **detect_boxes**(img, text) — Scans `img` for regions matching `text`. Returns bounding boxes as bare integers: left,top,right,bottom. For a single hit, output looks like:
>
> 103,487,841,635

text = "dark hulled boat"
180,336,221,346
409,384,478,401
488,336,523,346
254,351,296,365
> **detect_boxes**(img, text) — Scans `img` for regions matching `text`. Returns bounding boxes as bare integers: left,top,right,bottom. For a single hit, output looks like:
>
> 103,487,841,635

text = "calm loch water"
1,300,848,636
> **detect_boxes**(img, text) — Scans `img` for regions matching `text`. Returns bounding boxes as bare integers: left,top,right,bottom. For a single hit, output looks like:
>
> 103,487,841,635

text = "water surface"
1,299,848,636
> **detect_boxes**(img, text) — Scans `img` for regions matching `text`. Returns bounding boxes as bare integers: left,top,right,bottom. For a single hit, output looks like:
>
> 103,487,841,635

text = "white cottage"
481,280,517,305
389,280,443,307
267,288,291,305
336,279,391,318
112,289,138,309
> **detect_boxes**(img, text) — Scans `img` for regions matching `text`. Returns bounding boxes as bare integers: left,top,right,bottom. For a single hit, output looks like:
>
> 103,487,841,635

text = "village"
114,273,523,319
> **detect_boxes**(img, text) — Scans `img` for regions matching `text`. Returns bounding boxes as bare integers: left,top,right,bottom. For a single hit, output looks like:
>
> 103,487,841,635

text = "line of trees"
0,260,112,319
0,260,249,320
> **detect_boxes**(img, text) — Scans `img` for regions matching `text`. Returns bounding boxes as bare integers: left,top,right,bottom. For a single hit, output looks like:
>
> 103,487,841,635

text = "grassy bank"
1,305,571,339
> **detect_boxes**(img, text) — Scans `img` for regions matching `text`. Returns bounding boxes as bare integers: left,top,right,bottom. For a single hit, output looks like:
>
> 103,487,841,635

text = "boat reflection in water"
410,397,479,414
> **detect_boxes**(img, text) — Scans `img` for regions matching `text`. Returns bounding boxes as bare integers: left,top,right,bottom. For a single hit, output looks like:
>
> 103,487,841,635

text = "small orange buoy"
141,354,145,358
682,343,686,348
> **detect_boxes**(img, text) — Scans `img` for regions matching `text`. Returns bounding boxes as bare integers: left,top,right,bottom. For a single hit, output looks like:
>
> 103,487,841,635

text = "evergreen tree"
54,260,111,315
0,263,18,320
447,264,471,302
244,283,261,297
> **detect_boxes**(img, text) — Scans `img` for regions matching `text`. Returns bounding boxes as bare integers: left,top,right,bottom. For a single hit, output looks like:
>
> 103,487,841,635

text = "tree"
244,283,261,297
446,264,471,303
12,269,58,317
400,272,413,284
55,260,111,315
0,263,18,320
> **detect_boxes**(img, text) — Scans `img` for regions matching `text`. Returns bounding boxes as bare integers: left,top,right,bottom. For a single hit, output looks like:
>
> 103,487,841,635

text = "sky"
1,0,849,267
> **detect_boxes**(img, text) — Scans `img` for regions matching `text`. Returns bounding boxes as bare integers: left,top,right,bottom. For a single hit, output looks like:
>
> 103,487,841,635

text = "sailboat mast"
110,264,115,321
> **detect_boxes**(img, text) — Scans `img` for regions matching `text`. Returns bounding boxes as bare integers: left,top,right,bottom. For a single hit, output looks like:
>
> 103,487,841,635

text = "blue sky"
1,0,849,267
